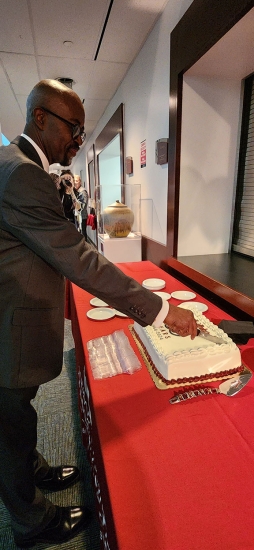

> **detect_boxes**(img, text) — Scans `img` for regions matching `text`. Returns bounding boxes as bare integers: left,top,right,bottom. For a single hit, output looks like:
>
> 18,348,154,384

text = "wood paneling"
95,103,124,187
164,257,254,320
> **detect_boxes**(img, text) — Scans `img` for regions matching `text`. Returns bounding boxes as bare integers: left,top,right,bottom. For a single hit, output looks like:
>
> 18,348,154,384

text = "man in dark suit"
0,79,196,547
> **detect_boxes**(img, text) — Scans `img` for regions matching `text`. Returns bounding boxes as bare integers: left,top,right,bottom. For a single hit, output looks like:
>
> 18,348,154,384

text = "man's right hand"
164,304,197,339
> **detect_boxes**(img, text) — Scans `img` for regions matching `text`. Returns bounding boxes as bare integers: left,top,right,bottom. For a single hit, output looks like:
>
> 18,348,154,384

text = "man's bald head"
23,79,85,166
26,79,83,124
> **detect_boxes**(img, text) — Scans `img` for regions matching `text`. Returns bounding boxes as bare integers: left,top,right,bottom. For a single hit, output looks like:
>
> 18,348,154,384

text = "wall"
178,75,242,256
72,0,193,246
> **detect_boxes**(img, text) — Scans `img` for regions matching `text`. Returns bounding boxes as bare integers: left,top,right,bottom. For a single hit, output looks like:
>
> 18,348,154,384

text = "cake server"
169,367,252,403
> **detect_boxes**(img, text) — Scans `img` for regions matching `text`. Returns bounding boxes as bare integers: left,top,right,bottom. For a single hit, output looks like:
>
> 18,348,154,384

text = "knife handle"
170,387,218,404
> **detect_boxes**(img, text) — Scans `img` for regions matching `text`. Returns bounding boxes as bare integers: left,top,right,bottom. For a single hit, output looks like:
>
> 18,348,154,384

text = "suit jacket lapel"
11,136,44,169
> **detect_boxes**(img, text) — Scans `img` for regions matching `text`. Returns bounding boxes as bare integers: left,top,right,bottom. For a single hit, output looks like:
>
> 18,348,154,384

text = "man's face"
42,98,85,166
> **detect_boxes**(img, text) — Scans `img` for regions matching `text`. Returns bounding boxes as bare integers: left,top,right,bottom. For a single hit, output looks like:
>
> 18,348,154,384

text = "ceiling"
0,0,168,142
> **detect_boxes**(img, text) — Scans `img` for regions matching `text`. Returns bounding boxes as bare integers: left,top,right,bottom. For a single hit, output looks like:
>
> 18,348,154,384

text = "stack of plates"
171,291,196,301
178,302,208,313
90,297,108,307
87,308,115,321
142,278,166,291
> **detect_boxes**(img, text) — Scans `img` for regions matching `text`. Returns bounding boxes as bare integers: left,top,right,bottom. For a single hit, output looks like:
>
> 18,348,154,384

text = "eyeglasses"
40,107,86,142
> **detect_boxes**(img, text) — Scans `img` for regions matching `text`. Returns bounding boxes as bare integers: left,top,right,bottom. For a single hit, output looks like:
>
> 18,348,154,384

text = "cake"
133,310,242,387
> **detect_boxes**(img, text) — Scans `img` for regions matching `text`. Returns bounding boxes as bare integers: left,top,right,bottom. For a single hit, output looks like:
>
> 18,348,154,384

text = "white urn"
103,200,134,238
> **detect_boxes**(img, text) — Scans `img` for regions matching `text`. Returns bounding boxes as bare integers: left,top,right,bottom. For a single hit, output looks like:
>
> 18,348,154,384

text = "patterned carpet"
0,319,101,550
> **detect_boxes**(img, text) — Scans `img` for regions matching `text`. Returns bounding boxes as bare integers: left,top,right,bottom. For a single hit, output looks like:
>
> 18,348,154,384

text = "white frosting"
134,311,241,381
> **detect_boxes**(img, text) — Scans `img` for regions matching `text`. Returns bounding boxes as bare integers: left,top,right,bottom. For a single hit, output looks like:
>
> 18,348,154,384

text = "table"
66,261,254,550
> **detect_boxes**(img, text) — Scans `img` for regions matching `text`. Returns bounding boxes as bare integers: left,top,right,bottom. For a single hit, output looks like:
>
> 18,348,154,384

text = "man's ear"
33,107,45,130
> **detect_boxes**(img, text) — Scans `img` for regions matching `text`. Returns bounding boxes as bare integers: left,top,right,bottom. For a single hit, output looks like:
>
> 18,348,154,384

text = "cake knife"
169,367,252,403
196,328,227,345
169,327,227,344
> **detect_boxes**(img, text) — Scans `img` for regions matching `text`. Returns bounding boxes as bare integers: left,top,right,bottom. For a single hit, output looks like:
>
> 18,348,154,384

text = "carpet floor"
0,319,101,550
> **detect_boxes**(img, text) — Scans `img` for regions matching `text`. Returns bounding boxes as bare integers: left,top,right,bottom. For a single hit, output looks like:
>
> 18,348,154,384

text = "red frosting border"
132,328,243,387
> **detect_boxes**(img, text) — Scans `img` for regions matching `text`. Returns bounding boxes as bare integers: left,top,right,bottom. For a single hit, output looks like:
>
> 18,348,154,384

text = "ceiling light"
63,40,73,47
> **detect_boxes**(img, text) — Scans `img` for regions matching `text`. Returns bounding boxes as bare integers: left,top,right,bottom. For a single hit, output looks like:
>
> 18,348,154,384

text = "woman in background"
59,170,84,228
74,174,89,241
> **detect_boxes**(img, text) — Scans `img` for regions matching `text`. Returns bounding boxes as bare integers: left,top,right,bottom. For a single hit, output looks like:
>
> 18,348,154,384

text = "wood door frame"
87,144,95,199
95,103,124,189
142,0,254,266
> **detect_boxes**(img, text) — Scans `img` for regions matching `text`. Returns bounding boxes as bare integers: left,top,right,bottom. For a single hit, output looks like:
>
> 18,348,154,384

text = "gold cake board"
129,325,240,391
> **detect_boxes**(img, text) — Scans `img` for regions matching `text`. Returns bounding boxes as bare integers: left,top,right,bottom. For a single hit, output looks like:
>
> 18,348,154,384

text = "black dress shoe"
36,465,80,491
15,505,92,548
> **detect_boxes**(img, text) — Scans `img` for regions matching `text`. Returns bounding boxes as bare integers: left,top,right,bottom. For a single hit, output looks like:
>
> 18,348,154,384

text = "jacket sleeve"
1,161,162,326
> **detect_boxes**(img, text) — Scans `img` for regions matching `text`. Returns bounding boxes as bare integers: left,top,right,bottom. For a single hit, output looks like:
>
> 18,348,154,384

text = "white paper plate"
86,308,115,321
142,278,166,291
171,291,196,301
154,291,171,300
178,301,208,313
114,309,128,318
90,297,108,307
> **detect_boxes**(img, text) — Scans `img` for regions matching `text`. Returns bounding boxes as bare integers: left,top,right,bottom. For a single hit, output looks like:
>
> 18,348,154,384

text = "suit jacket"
0,136,162,388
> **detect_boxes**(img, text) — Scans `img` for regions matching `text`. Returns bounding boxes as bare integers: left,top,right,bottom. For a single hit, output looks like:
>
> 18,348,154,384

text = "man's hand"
164,304,197,339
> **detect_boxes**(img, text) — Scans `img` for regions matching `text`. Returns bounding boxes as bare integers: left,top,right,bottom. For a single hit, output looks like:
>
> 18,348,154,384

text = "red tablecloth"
67,261,254,550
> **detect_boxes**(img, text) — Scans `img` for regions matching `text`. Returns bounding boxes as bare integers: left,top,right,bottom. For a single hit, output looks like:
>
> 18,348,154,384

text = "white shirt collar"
21,133,49,173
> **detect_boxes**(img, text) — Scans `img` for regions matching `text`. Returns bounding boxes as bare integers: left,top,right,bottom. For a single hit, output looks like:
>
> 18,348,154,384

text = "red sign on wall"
140,139,146,168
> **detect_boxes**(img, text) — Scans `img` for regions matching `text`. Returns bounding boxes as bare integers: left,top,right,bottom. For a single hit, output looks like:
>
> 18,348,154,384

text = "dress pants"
0,385,56,538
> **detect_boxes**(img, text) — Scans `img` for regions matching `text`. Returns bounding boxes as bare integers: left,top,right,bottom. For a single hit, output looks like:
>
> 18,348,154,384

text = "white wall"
178,75,242,256
72,0,193,246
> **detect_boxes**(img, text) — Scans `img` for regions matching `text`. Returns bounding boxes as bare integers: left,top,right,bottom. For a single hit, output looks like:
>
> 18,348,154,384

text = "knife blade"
169,327,227,345
197,329,226,345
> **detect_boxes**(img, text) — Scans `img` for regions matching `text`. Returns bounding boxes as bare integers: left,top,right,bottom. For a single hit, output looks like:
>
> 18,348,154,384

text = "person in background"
0,79,196,548
59,170,84,228
74,174,88,240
